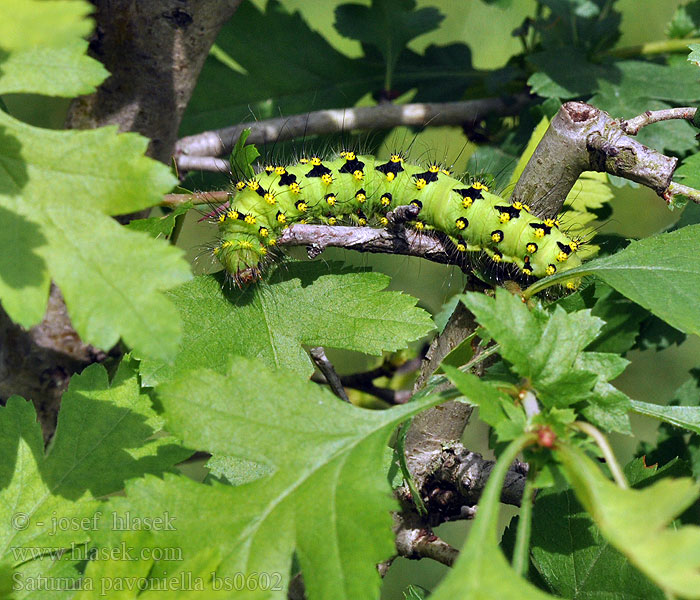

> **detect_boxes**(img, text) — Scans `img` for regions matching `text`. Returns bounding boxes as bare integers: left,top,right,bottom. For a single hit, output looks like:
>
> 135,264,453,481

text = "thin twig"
309,347,349,403
311,355,423,405
177,155,231,173
278,223,472,271
665,181,700,205
394,512,459,567
174,95,532,165
620,107,697,135
162,190,230,208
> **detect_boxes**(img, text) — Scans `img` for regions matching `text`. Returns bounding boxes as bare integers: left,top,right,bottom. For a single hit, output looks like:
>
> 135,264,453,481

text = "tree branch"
619,107,697,135
277,222,471,271
394,511,459,567
174,95,532,170
311,354,423,405
396,444,528,526
308,347,349,403
511,101,692,217
68,0,242,165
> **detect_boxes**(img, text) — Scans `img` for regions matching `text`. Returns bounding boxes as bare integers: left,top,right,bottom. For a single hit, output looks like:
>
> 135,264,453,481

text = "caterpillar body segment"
214,153,583,286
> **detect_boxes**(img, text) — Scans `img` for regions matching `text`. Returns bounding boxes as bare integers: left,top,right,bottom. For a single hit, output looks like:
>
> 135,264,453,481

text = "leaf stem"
397,418,428,516
169,211,186,246
521,267,597,300
468,432,537,542
572,421,628,489
608,37,700,59
512,472,536,577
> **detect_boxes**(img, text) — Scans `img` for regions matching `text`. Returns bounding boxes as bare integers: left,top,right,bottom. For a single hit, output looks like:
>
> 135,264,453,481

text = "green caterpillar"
212,152,584,288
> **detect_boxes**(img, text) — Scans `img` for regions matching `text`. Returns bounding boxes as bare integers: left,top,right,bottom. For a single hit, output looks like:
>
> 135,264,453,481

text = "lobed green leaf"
532,224,700,337
431,435,556,600
529,486,664,598
558,444,700,599
0,21,190,359
90,357,447,600
140,263,434,386
1,360,187,581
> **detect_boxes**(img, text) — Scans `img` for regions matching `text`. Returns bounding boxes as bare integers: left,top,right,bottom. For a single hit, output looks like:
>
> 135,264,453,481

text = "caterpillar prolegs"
212,152,584,288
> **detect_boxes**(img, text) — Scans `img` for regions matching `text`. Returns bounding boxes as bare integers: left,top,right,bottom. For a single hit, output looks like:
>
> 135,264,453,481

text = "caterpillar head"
214,234,268,284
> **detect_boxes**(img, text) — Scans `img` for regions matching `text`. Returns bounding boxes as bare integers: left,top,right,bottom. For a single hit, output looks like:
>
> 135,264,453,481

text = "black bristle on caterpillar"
211,151,584,289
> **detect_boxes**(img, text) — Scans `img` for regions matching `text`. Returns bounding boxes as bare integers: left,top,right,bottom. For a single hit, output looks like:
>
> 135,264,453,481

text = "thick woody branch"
174,95,532,169
396,444,528,526
511,101,691,217
67,0,242,165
